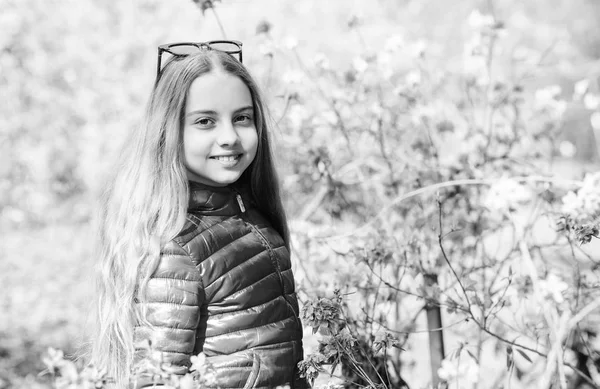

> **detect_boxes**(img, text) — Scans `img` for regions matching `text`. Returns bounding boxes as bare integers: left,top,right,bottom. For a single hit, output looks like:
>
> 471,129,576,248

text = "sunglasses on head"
156,40,243,78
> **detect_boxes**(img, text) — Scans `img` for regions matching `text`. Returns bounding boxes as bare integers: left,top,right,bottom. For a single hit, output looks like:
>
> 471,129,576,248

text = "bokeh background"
1,0,600,388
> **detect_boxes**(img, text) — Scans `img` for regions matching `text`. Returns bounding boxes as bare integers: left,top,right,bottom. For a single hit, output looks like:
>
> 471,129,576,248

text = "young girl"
92,41,308,389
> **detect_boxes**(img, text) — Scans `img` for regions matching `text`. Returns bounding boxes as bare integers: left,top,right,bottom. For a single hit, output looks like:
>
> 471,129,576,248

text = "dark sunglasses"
156,40,243,78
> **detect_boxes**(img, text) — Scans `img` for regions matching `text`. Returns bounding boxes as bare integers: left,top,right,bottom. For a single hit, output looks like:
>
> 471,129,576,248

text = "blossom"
438,355,479,389
258,41,275,57
468,9,495,29
534,85,562,108
484,177,533,212
561,172,600,223
405,69,421,86
283,36,298,50
573,79,590,101
583,93,600,110
558,141,576,158
369,102,384,117
383,34,404,52
352,56,368,74
538,274,569,304
410,39,427,58
281,69,304,85
376,52,394,79
534,85,567,120
410,103,435,125
592,112,600,131
286,104,309,131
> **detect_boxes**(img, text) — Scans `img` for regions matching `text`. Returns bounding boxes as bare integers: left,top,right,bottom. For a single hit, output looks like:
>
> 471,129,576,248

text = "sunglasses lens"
168,45,199,55
209,42,241,53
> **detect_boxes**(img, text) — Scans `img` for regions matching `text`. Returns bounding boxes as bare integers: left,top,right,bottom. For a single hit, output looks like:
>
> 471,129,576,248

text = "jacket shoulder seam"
142,301,199,307
134,348,192,356
171,238,205,290
134,324,196,330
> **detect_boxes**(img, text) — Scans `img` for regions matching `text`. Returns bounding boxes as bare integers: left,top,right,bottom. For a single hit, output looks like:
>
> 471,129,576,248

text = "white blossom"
438,355,479,389
538,274,569,304
410,39,427,58
375,52,394,79
283,36,298,50
286,105,308,131
352,56,368,74
405,69,421,86
534,85,567,120
258,41,275,57
410,103,435,125
558,140,577,158
383,34,405,52
561,172,600,222
573,79,590,101
584,93,600,110
281,69,304,85
592,112,600,131
484,177,533,212
468,9,495,29
534,85,562,108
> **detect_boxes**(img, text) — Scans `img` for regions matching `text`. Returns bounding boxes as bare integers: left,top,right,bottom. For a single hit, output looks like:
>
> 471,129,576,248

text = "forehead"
186,71,253,113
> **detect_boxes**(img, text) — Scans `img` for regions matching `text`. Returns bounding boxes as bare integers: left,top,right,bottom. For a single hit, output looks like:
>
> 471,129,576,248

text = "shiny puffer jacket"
132,182,307,389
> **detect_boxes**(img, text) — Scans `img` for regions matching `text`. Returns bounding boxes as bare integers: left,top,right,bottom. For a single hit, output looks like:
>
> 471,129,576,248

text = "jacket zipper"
235,192,299,321
236,194,246,213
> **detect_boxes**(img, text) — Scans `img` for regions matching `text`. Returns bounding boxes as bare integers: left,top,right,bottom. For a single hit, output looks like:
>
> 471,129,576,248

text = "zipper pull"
236,194,246,213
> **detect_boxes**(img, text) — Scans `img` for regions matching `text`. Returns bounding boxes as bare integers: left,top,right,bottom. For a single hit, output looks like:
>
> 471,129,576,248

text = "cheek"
246,129,259,160
183,128,210,158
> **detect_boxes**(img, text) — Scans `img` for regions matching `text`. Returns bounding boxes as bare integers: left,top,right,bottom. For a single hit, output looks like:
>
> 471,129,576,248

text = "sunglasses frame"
156,40,243,78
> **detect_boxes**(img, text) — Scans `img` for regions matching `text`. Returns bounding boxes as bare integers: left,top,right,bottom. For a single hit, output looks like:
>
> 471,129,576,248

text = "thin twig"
318,175,583,241
211,7,227,39
438,199,473,315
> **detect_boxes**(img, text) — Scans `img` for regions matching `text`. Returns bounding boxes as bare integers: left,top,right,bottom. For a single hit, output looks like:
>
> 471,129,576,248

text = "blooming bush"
257,5,600,389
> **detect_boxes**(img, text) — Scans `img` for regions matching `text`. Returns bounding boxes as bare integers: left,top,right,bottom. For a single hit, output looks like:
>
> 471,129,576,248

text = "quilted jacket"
131,181,307,389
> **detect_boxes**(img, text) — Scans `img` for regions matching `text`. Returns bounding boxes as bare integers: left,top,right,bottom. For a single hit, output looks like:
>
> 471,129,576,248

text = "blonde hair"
91,50,289,387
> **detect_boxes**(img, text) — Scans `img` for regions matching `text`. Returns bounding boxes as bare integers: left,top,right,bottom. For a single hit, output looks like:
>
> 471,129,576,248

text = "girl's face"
183,70,258,187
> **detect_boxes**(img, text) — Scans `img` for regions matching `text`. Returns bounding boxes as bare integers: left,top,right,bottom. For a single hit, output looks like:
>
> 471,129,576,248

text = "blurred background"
1,0,599,388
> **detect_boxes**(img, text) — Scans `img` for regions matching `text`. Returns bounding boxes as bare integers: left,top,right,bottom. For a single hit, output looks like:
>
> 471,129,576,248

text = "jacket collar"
187,181,246,216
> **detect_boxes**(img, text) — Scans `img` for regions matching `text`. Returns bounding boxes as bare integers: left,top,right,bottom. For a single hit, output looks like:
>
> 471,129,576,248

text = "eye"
234,114,253,125
194,117,215,127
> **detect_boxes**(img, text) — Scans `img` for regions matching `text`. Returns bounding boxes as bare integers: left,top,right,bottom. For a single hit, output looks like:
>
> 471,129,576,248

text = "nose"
216,121,240,147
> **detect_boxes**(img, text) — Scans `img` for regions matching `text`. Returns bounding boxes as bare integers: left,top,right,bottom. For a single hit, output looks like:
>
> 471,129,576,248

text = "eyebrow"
186,105,254,117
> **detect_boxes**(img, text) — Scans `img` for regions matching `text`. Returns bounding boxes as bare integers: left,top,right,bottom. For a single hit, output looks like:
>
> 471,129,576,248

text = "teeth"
214,155,239,162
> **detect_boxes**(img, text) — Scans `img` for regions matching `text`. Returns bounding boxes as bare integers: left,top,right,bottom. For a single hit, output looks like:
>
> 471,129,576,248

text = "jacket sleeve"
130,240,203,388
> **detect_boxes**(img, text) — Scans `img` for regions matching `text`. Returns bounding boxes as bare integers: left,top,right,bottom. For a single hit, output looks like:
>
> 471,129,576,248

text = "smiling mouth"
210,154,242,162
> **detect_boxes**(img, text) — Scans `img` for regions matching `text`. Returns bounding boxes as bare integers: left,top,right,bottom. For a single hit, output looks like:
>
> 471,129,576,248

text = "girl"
92,41,308,389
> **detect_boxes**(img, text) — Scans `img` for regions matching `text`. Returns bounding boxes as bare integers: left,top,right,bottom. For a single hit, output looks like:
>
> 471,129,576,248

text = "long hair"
91,50,289,387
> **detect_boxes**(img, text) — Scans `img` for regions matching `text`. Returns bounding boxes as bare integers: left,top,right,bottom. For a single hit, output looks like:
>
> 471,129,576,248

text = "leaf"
330,361,338,375
506,345,514,370
466,349,479,364
372,341,382,354
516,349,533,363
506,353,513,370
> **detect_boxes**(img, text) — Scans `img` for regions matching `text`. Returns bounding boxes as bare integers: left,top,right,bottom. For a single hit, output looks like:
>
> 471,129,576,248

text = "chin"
208,173,244,186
